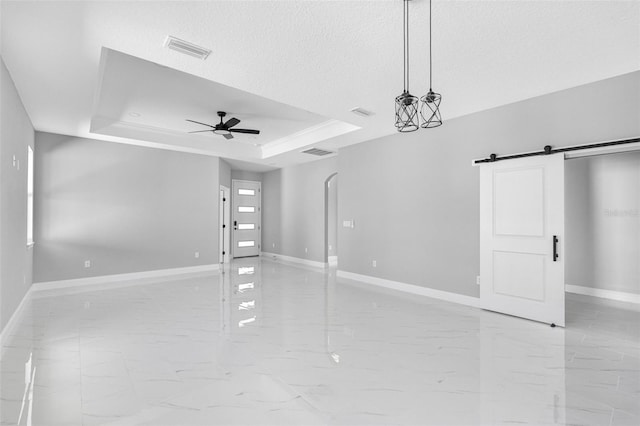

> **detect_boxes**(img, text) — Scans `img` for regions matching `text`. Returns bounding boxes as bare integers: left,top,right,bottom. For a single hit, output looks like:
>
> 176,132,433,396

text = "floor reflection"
220,261,262,335
0,257,638,425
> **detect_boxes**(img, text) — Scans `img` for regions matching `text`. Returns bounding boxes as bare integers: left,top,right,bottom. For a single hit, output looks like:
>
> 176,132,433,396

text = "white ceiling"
1,1,638,171
91,48,358,168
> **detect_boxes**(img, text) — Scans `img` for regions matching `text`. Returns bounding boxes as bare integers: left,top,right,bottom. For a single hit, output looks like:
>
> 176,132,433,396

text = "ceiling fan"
186,111,260,140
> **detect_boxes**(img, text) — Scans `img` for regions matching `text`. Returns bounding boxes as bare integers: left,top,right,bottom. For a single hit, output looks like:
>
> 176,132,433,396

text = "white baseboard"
32,264,219,291
336,270,480,308
261,252,327,269
565,284,640,304
0,286,35,353
1,264,219,348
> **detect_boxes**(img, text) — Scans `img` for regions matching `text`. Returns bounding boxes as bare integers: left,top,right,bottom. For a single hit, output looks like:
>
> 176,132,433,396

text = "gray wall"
219,159,231,189
262,156,338,263
262,169,282,256
231,169,263,183
566,152,640,295
0,57,34,331
338,71,640,298
34,132,220,282
590,153,640,295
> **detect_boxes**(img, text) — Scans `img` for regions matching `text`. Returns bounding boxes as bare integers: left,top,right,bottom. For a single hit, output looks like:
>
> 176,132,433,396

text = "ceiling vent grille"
164,36,211,60
350,107,374,117
302,148,335,156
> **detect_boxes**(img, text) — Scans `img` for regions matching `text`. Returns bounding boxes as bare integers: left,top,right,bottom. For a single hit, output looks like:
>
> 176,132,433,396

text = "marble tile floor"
1,258,638,425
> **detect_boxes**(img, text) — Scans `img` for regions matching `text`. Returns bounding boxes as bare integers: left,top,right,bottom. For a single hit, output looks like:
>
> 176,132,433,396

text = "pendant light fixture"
395,0,419,132
420,0,442,128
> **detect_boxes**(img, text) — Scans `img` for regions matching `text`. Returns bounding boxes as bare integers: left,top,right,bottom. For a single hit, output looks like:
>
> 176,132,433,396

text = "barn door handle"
234,220,237,230
553,235,559,262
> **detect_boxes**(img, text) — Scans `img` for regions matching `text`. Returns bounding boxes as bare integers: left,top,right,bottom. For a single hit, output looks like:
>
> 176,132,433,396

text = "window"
238,188,255,196
27,146,34,246
237,223,255,230
238,241,255,248
238,206,255,213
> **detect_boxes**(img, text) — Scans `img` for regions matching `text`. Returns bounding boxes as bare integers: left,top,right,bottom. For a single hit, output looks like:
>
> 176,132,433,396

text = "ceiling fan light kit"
186,111,260,140
396,0,443,133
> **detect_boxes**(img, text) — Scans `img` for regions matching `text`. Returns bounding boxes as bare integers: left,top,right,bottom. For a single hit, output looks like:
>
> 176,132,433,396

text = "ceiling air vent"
350,107,374,117
164,36,211,60
302,148,335,156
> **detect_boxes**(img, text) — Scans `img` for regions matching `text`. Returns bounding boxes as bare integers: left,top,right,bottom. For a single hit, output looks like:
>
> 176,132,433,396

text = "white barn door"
479,153,565,326
232,180,261,258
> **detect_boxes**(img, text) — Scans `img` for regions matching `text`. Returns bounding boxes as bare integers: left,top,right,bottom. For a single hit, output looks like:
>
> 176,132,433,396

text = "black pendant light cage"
396,92,419,132
420,0,442,128
420,91,442,128
395,0,419,132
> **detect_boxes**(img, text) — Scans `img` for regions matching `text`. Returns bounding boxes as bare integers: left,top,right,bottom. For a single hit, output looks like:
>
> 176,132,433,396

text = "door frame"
324,173,338,265
219,185,231,264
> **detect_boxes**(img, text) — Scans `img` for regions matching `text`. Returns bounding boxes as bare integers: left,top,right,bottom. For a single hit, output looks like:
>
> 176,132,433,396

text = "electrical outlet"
476,275,481,285
84,260,91,268
372,260,377,267
272,243,275,248
305,248,308,253
329,245,332,250
195,251,200,258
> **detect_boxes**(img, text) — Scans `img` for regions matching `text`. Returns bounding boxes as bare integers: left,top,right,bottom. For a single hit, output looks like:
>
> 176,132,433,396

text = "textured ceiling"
1,1,638,170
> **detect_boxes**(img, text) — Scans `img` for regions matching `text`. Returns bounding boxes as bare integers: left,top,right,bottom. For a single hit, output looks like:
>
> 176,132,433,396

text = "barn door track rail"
473,137,640,165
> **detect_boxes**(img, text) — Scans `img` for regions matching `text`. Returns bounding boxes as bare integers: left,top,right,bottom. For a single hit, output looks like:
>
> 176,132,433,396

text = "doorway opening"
565,151,640,304
325,173,338,265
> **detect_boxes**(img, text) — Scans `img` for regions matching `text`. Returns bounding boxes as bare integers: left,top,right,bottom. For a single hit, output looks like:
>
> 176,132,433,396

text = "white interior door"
480,153,565,326
232,180,261,258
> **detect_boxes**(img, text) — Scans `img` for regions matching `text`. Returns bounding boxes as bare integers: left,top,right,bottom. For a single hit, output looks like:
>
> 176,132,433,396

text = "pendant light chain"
395,0,420,132
420,0,443,128
429,0,432,90
406,0,410,93
403,0,406,92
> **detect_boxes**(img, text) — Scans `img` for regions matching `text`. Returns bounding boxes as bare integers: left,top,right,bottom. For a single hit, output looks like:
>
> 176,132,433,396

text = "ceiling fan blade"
188,130,214,133
224,117,241,128
186,119,215,128
223,133,234,140
229,128,260,134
